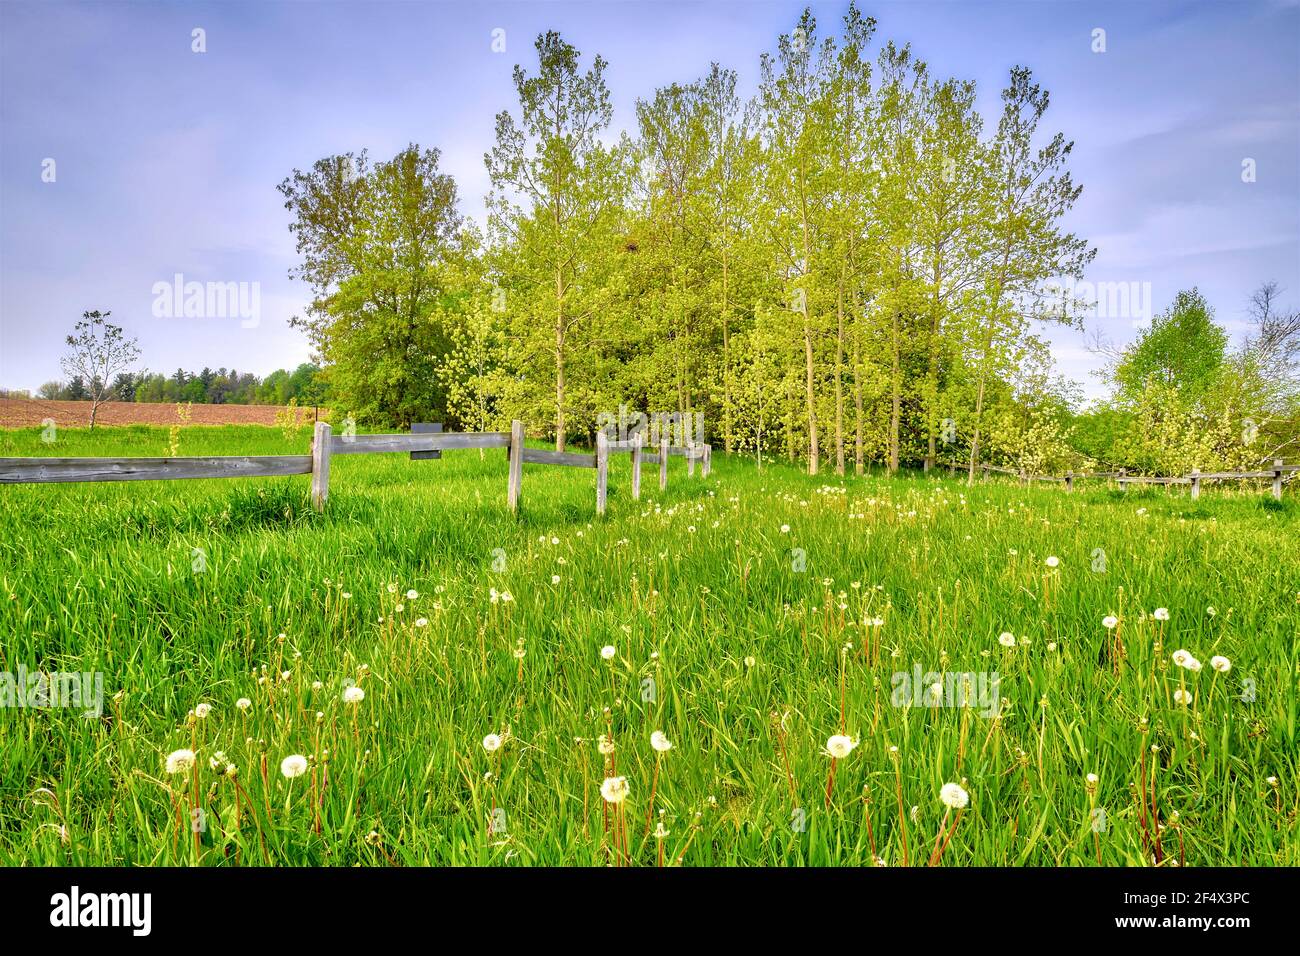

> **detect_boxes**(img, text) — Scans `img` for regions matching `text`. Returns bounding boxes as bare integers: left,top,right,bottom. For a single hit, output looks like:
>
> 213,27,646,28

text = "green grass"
0,424,1296,866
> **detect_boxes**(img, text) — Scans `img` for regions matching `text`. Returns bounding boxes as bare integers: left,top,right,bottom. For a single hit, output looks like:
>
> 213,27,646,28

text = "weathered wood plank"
508,421,523,513
410,422,442,461
0,455,313,484
521,448,596,468
333,431,510,455
311,422,331,511
631,432,642,501
596,431,608,516
660,438,668,491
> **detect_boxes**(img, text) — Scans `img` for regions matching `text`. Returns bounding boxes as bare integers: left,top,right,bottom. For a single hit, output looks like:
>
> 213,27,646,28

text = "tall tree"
486,32,632,451
279,145,468,426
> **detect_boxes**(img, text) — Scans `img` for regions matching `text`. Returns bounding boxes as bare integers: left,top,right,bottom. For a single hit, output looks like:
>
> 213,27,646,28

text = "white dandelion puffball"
998,632,1016,648
600,776,630,804
824,735,857,760
597,734,615,755
482,733,503,754
1172,649,1192,668
1102,615,1119,630
939,782,969,809
415,617,428,628
193,703,212,719
600,645,616,660
343,686,365,704
406,589,418,600
280,754,308,779
165,749,196,774
1186,656,1203,673
235,698,252,712
1086,773,1099,785
650,731,673,753
1210,655,1231,673
1153,607,1170,621
1045,556,1059,568
1173,689,1193,705
780,524,790,534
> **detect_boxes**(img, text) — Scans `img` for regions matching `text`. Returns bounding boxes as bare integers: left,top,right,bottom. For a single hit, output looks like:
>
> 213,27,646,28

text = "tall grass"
0,425,1295,865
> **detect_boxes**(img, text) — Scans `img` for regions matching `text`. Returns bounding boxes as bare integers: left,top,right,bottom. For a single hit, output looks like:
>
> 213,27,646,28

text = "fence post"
1273,459,1284,501
1065,471,1074,493
660,437,669,491
596,430,608,516
1189,469,1201,500
702,443,711,478
310,421,332,512
508,420,524,514
631,432,643,500
687,440,696,478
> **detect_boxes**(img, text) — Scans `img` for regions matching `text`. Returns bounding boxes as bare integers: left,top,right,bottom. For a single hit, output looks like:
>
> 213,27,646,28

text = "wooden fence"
948,459,1294,501
0,420,713,517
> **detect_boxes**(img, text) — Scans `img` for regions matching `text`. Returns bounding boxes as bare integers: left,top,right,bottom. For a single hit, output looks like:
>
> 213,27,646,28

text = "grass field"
0,424,1295,866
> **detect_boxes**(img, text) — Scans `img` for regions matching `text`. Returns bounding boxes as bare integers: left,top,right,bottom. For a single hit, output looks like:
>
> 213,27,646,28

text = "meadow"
0,423,1295,866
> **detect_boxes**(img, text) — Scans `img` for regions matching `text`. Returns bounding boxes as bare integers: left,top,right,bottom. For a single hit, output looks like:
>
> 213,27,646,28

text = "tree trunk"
834,273,846,476
889,310,901,474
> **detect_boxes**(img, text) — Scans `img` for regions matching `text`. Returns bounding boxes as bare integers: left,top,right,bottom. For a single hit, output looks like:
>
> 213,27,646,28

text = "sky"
1,0,1297,401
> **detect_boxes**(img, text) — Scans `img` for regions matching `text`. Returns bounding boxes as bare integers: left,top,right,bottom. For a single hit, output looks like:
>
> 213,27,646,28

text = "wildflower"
235,698,252,712
744,655,756,667
1174,689,1193,705
1102,615,1119,629
280,754,308,779
1153,608,1170,621
1172,649,1193,668
1210,655,1231,673
780,524,790,534
343,686,365,704
406,589,418,600
415,617,428,627
482,733,503,754
1045,556,1059,568
597,734,616,755
600,776,630,804
823,735,857,759
998,632,1016,648
1206,606,1216,617
1266,776,1279,787
194,703,212,719
551,575,561,585
600,645,616,660
650,731,673,753
939,782,969,809
165,749,196,774
653,822,669,840
1085,772,1099,787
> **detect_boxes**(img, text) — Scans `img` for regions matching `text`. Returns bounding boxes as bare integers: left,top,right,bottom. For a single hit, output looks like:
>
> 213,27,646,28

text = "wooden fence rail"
0,419,715,517
947,457,1293,501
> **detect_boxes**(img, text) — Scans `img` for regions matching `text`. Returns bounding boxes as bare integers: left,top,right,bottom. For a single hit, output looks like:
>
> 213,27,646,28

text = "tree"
486,31,632,451
1113,288,1226,400
279,144,468,426
60,311,141,428
964,67,1095,483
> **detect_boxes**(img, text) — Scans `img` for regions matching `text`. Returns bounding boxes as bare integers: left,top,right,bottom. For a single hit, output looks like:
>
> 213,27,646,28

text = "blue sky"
2,0,1297,399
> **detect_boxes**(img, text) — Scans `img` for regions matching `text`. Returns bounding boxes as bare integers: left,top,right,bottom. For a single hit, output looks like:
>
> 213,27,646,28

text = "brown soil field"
0,398,328,429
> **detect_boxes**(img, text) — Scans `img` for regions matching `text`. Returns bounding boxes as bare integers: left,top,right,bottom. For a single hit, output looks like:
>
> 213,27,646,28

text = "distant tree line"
35,362,327,407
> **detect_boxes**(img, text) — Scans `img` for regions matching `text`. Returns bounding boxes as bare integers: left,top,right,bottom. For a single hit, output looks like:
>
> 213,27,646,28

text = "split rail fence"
0,421,712,516
948,459,1294,501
